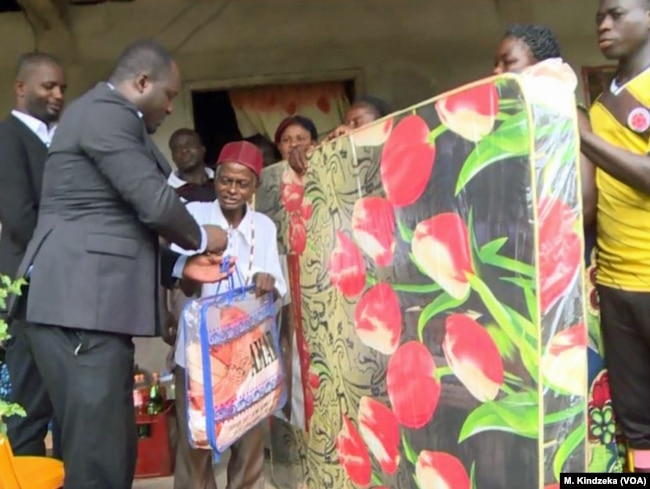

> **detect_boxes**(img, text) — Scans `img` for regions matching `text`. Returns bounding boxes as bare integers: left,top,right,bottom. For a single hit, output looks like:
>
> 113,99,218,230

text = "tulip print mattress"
182,289,286,454
255,62,590,489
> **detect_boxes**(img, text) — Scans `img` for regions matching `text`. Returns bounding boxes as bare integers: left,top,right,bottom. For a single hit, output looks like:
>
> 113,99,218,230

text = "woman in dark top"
493,24,597,234
493,23,621,473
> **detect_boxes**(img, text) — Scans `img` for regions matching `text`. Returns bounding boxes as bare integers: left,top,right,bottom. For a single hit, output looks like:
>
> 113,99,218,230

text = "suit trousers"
25,323,137,489
4,317,62,458
173,366,265,489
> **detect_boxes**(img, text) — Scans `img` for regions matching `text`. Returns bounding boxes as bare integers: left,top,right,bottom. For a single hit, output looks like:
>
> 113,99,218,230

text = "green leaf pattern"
256,76,590,488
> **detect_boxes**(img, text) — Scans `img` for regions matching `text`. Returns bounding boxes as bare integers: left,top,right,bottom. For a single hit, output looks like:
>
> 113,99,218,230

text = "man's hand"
183,253,235,283
253,272,276,298
203,225,228,253
287,146,309,175
326,124,352,142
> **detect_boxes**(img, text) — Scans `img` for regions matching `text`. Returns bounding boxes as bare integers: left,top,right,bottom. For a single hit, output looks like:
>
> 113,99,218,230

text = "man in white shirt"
164,129,217,348
167,128,216,203
0,52,65,458
171,140,286,489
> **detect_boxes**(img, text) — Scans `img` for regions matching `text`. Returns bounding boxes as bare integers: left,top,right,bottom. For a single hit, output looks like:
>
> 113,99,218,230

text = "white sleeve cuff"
197,226,207,253
172,255,189,280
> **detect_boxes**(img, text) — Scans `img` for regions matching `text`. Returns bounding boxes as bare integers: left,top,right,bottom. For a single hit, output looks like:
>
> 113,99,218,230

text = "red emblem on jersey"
627,107,650,133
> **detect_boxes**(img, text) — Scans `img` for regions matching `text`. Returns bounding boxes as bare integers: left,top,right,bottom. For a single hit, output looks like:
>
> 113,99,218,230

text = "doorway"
189,78,358,168
191,90,243,167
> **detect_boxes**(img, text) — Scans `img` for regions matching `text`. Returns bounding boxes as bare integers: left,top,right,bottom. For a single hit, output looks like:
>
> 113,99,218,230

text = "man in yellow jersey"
579,0,650,473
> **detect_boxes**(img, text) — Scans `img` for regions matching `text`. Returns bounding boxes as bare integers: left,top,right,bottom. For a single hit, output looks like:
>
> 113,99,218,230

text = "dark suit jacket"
0,115,48,282
15,82,202,337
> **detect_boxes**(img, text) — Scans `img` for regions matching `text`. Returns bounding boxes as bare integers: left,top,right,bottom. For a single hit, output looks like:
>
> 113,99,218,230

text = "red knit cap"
216,141,263,179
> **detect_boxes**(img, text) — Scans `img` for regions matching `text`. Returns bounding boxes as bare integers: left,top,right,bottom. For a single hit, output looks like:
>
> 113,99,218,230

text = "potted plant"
0,275,26,438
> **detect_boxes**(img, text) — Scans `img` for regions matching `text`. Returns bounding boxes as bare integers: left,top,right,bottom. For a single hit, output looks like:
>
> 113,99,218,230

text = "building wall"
0,0,610,373
0,0,609,158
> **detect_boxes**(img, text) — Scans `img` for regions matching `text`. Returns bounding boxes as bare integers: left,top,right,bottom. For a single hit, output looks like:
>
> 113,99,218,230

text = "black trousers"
25,323,137,489
598,285,650,450
4,317,61,458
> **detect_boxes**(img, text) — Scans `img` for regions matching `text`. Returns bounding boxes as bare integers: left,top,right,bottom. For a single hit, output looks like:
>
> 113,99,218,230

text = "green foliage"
0,275,26,438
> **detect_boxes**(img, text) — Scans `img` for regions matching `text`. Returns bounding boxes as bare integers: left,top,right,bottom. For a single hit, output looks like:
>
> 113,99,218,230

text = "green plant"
0,275,26,438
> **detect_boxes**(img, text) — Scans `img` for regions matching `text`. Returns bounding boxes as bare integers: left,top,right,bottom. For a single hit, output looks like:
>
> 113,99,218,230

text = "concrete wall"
0,0,611,373
0,0,609,158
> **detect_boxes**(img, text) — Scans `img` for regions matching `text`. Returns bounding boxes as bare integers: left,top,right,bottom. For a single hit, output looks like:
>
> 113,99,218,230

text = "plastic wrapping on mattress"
255,65,589,488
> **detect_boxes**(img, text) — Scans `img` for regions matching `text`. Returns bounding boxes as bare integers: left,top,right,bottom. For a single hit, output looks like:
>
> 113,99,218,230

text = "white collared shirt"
167,167,215,191
11,110,56,147
171,200,287,368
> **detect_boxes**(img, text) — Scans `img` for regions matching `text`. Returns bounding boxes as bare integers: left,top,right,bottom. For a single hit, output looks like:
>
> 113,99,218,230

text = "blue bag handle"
213,255,251,300
202,254,252,461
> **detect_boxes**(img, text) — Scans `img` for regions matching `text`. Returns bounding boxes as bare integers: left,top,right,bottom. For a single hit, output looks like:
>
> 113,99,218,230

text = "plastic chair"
0,436,64,489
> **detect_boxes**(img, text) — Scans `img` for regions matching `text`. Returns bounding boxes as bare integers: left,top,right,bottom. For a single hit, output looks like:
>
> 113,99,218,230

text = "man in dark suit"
0,52,65,458
13,40,230,489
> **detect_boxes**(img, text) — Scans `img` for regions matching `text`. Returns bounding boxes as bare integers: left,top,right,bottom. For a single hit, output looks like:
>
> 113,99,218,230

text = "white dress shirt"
11,109,57,147
167,167,215,190
172,201,287,368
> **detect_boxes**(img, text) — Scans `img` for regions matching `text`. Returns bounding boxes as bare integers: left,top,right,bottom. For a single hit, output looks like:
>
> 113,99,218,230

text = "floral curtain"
228,82,350,141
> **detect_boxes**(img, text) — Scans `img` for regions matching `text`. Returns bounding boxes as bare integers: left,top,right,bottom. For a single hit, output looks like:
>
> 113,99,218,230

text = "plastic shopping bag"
181,260,287,459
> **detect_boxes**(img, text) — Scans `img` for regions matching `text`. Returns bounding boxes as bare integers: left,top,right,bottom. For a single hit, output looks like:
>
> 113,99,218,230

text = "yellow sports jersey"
590,67,650,291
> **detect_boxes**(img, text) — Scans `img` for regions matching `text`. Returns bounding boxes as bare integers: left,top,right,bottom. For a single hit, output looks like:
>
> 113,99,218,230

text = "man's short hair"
15,52,61,81
169,128,201,150
505,24,562,62
109,40,173,84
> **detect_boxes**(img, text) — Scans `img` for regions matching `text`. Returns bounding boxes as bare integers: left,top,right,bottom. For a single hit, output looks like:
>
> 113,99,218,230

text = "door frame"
181,67,366,128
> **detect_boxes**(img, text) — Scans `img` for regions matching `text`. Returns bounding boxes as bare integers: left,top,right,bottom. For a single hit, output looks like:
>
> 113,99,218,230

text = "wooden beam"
16,0,68,31
16,0,77,61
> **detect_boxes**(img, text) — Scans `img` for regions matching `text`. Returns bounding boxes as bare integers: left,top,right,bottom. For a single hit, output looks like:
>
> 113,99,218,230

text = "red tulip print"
435,82,499,142
304,384,315,423
358,397,401,475
297,327,310,375
541,323,587,396
304,368,320,422
296,329,314,425
538,198,582,313
354,283,402,355
307,367,320,390
415,451,471,489
289,214,307,255
280,169,305,213
300,197,313,220
380,115,436,208
328,231,367,298
336,416,372,487
589,371,611,410
411,213,474,299
442,314,504,401
352,197,396,267
386,341,440,429
353,118,394,146
538,197,581,313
